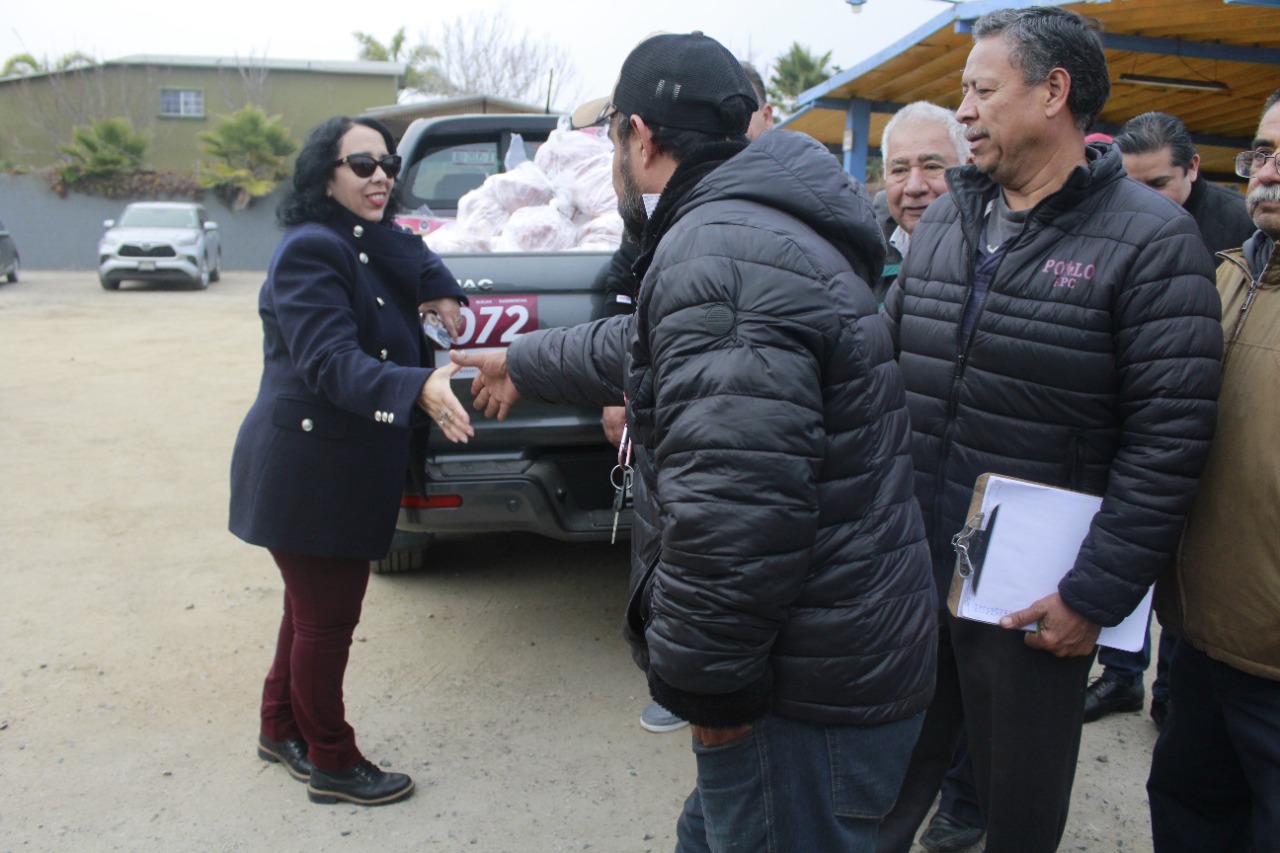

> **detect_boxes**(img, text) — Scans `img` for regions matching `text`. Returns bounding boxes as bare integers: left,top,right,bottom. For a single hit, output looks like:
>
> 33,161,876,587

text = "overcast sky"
1,0,955,110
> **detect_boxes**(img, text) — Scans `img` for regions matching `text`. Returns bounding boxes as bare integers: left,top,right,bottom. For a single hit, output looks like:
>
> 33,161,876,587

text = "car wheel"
209,250,221,283
371,531,435,574
99,274,120,290
192,257,210,290
6,256,18,283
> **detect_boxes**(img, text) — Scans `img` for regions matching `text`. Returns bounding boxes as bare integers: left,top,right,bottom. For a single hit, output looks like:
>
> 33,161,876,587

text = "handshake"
416,297,519,436
416,349,518,446
449,350,521,421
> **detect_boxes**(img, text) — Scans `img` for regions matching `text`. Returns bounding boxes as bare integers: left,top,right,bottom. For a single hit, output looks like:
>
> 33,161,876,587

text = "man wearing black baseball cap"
454,32,935,851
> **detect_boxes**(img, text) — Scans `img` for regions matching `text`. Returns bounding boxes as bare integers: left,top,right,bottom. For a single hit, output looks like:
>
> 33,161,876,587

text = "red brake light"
401,494,463,509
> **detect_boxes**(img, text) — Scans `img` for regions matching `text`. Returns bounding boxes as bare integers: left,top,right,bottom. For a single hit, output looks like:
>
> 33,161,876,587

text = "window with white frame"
160,89,204,117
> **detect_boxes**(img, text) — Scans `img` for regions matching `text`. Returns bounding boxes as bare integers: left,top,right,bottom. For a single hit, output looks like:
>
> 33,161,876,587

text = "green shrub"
198,105,297,209
45,118,178,198
56,118,149,184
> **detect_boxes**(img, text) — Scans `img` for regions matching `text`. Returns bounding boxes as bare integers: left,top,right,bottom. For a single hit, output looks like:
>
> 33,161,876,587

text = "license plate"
434,294,538,375
139,261,156,271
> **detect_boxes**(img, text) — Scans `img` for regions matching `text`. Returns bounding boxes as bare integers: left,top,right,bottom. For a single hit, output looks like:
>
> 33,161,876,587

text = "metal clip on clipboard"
951,504,1000,593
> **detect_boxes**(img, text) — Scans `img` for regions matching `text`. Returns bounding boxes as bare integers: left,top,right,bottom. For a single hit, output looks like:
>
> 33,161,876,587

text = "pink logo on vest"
1042,258,1096,290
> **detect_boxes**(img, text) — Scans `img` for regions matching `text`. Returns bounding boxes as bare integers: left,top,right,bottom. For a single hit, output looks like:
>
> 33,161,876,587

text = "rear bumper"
396,454,632,542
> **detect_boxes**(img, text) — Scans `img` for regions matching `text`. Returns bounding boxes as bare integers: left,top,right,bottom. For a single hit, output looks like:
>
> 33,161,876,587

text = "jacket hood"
672,130,886,284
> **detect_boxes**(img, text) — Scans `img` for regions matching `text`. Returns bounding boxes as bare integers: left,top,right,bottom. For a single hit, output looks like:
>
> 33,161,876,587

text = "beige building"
0,55,405,171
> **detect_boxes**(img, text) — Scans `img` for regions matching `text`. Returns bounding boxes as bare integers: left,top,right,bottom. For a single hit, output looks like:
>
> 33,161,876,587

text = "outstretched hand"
450,349,520,420
416,361,474,443
1000,592,1100,657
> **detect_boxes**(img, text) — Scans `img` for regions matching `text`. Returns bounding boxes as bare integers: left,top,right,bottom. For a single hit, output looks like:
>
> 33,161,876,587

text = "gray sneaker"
639,701,689,733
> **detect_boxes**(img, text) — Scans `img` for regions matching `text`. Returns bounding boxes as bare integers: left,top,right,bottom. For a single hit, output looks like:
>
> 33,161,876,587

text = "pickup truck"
377,114,628,571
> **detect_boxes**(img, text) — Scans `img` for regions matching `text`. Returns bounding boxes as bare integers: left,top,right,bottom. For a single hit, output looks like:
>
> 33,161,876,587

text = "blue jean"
937,731,983,828
1148,643,1280,852
1097,612,1177,701
676,711,924,853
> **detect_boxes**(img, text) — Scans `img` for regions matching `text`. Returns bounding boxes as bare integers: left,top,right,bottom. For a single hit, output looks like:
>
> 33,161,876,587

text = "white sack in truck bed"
427,124,622,253
419,220,489,254
491,205,581,252
487,161,556,213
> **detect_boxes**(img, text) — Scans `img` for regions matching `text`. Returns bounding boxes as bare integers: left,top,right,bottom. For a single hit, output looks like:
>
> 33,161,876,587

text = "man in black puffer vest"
882,8,1222,853
454,31,936,853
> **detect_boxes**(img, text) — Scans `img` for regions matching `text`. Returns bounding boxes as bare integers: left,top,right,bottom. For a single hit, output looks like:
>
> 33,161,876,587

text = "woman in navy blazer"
230,116,471,807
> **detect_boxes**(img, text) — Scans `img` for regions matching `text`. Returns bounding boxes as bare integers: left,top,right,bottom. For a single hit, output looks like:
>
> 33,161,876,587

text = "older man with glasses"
1146,88,1280,853
1081,111,1258,731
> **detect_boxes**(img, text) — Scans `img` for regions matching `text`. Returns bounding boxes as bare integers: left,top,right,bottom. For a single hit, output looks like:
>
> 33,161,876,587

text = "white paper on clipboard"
955,476,1153,652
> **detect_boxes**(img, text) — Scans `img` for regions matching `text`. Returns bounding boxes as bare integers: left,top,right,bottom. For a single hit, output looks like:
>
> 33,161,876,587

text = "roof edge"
104,55,406,76
795,5,956,107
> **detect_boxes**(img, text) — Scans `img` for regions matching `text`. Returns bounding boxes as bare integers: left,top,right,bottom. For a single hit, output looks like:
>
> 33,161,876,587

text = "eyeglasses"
334,153,402,179
1235,149,1278,179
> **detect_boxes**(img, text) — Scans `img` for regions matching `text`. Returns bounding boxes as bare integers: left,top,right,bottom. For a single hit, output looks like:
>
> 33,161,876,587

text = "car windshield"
119,207,200,228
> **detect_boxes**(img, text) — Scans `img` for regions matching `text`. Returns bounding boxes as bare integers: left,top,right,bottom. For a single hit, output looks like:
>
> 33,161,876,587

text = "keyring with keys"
610,421,633,544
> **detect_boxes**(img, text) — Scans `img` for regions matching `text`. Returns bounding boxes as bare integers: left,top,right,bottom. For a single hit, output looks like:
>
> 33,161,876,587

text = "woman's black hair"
276,116,400,227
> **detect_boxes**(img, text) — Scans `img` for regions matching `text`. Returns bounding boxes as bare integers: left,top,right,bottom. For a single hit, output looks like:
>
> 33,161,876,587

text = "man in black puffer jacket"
881,9,1222,853
454,31,935,853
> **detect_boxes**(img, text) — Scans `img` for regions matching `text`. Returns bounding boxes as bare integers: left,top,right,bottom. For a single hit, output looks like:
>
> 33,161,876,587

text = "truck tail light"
401,493,463,509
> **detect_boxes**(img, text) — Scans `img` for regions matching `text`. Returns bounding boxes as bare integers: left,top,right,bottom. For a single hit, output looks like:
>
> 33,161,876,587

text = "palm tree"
198,105,298,209
55,117,150,190
2,51,94,78
768,43,838,115
353,28,449,94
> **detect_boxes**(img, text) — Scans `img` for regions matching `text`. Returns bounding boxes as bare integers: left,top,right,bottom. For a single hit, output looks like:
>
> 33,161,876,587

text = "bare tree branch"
2,63,158,159
420,8,574,107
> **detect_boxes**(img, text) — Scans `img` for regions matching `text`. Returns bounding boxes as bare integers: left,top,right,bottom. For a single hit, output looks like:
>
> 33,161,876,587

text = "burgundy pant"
260,550,369,772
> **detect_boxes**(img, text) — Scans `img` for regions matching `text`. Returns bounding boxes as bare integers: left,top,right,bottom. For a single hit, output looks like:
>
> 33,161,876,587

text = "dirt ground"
2,271,1159,852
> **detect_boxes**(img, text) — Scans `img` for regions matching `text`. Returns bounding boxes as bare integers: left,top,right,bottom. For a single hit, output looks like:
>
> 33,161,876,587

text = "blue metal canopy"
783,0,1280,183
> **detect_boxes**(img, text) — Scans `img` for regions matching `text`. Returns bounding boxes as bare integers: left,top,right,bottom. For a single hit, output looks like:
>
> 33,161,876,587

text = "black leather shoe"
1150,697,1169,730
257,734,313,782
920,811,984,853
308,758,414,806
1083,676,1145,723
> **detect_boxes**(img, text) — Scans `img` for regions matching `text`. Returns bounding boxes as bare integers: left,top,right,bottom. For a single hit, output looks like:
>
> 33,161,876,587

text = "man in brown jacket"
1147,89,1280,853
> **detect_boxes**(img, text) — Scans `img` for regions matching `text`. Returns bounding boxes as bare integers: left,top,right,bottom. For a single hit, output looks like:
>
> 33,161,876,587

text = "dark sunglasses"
334,153,402,179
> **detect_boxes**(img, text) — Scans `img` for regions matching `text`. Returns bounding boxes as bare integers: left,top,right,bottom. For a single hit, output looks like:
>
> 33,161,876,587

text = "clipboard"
946,473,1153,653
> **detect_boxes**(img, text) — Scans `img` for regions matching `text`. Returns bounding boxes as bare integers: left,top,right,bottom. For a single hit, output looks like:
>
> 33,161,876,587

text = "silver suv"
98,202,221,290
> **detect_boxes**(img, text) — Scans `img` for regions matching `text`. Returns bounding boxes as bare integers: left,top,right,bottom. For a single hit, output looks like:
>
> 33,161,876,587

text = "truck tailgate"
404,249,627,540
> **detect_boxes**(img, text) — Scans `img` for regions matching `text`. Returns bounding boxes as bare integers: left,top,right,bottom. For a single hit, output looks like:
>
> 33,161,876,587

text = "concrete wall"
0,174,283,270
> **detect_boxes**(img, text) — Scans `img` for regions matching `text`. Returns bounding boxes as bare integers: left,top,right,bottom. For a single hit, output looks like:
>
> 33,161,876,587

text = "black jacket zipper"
929,199,1033,556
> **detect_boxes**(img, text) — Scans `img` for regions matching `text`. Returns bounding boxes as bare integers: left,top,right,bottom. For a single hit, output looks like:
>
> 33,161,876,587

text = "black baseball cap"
571,32,758,135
